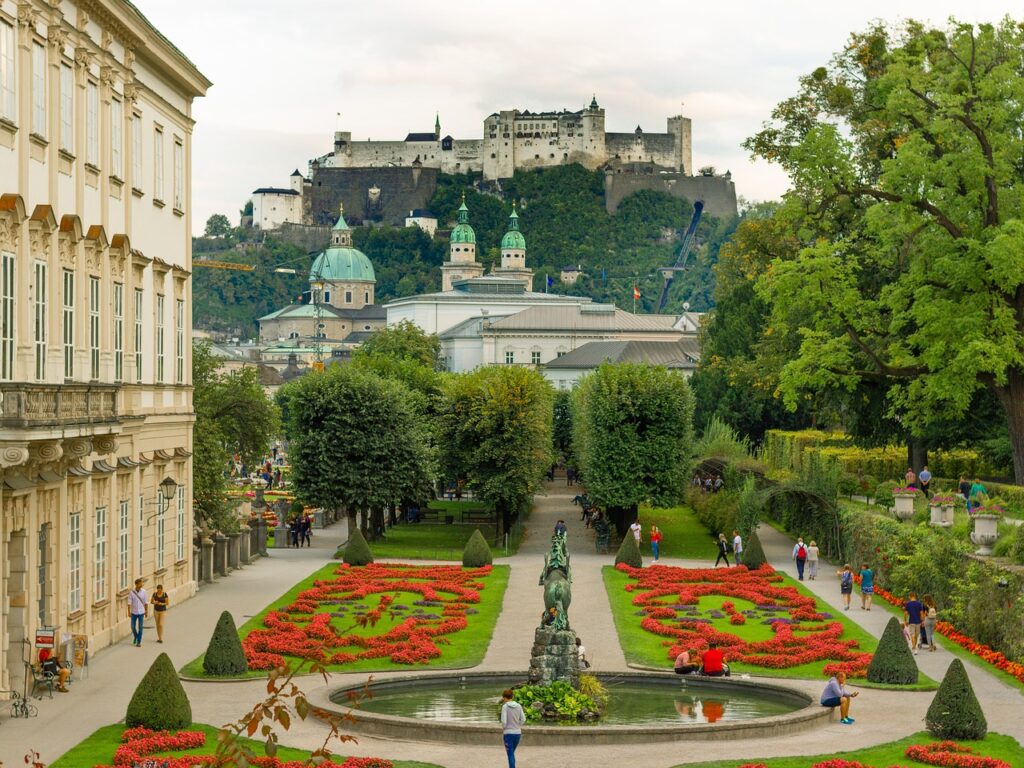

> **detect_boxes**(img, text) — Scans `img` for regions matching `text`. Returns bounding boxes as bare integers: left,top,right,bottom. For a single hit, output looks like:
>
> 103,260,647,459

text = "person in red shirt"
650,526,663,561
700,643,730,677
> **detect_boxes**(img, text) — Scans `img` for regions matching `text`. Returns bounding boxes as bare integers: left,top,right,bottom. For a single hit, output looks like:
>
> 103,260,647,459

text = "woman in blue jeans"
500,689,525,768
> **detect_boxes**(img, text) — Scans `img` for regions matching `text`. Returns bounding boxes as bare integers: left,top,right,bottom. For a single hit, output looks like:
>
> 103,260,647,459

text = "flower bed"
613,563,873,677
242,563,495,670
732,741,1010,768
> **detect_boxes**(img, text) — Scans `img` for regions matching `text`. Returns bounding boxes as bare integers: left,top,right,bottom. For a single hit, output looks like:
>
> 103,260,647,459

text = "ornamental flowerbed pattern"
243,563,492,670
615,562,873,677
731,741,1010,767
94,727,391,768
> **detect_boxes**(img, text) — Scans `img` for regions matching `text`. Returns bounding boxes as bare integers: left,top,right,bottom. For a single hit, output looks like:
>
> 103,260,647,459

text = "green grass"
181,562,509,679
51,723,441,768
671,731,1024,768
603,566,927,682
636,505,715,560
350,521,522,561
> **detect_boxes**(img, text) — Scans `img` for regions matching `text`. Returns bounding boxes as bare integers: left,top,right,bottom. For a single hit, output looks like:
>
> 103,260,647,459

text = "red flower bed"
242,563,493,670
93,727,393,768
904,741,1011,768
615,563,872,677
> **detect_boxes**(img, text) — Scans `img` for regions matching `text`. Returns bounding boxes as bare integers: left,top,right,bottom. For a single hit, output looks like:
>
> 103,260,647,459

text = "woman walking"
837,564,853,610
650,526,663,562
714,534,730,567
807,540,820,580
923,595,938,652
151,584,169,643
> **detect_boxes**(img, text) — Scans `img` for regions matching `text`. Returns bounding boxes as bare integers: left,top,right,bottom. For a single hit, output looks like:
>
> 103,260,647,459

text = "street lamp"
159,476,178,502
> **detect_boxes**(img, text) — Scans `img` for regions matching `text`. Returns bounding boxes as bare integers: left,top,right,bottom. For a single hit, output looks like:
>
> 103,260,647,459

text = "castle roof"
450,197,476,245
252,187,299,196
500,207,526,250
405,132,437,142
290,169,303,177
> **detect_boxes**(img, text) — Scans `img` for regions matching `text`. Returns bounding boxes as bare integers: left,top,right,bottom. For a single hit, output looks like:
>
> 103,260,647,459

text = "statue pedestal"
528,627,581,687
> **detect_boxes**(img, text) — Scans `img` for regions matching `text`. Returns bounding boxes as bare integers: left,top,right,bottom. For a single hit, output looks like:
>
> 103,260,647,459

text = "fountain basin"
313,670,828,745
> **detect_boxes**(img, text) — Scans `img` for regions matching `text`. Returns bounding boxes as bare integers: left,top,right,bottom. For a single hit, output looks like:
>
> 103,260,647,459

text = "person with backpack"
859,563,875,610
792,537,808,580
837,564,854,610
714,533,730,567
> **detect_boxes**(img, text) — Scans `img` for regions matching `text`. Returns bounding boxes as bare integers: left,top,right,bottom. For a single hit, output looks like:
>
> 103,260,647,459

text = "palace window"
62,269,74,379
89,276,100,380
111,98,123,177
33,260,46,380
134,288,143,381
0,251,13,381
156,294,165,382
113,283,123,381
60,63,73,151
69,511,81,612
175,486,185,562
505,351,514,365
154,127,164,200
175,299,184,383
31,42,45,136
0,21,14,121
94,506,107,602
86,81,99,165
118,499,130,591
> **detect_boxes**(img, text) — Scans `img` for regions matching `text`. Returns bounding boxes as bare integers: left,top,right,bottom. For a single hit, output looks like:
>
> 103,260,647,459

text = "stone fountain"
528,531,581,687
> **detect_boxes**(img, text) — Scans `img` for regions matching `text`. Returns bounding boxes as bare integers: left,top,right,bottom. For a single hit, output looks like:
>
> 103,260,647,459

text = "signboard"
34,627,57,648
72,634,89,668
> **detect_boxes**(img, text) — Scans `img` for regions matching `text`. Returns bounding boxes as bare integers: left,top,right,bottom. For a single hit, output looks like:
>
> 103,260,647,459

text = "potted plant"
969,503,1004,556
929,493,960,527
892,487,918,520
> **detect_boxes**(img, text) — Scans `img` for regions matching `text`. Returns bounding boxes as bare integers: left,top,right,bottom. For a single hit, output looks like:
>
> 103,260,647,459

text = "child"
901,620,913,649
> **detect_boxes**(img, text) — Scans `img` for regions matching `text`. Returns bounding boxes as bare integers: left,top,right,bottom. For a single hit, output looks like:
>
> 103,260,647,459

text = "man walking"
500,689,525,768
128,578,148,647
732,530,743,567
904,592,924,654
792,538,808,580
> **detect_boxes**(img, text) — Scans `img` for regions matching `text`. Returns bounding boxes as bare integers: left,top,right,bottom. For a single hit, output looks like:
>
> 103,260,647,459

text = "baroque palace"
0,0,209,695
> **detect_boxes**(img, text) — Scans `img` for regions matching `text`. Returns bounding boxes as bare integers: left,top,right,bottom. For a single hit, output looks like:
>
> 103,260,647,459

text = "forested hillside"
193,165,738,337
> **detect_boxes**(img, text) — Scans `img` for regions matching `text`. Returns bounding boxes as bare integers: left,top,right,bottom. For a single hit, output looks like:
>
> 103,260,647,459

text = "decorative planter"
969,514,1000,556
929,504,955,528
894,495,915,520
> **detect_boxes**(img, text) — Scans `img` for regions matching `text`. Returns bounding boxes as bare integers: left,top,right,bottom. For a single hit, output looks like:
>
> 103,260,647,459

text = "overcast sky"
133,1,1016,234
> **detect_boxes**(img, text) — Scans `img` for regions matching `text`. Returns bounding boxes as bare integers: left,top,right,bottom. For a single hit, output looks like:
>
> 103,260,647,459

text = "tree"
125,653,192,730
746,18,1024,482
552,390,573,460
572,363,695,536
438,366,553,536
866,617,919,685
203,611,249,676
193,341,280,531
341,528,374,566
462,529,493,567
614,532,642,568
281,365,433,540
926,658,987,739
204,213,232,238
353,320,440,369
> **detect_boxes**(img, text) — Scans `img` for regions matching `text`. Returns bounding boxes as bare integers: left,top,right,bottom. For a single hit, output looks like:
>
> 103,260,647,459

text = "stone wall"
305,167,439,226
604,170,738,220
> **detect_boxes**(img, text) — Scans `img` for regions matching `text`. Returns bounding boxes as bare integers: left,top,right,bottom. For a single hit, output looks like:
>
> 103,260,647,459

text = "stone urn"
894,494,916,521
969,514,1000,555
929,504,955,528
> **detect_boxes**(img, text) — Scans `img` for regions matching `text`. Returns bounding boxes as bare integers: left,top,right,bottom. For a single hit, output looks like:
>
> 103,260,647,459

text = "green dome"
310,246,375,283
501,207,526,250
450,198,476,244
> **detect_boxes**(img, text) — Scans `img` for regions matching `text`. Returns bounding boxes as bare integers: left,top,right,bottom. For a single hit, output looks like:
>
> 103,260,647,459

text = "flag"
546,275,554,288
633,285,641,300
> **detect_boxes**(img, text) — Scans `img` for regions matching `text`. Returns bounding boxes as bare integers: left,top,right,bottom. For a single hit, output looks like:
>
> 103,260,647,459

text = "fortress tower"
440,196,485,291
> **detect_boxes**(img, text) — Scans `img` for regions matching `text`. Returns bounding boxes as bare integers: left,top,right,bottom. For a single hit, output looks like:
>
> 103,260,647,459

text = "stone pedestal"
239,525,251,564
227,533,241,570
213,534,229,577
200,537,215,583
192,543,202,585
970,514,1000,556
894,495,915,520
528,627,581,687
313,510,325,528
255,519,268,557
274,518,290,548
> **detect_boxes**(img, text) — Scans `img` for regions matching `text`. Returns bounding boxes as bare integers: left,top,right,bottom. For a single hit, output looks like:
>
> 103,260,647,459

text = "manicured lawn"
635,505,716,560
51,723,441,768
351,520,522,561
604,565,893,681
181,562,509,679
671,731,1024,768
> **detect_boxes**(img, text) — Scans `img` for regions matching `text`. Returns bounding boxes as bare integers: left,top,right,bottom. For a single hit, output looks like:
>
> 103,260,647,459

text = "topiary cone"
741,531,767,569
343,527,373,566
202,610,249,676
926,658,987,740
614,532,642,568
126,652,192,730
866,616,919,685
462,528,493,567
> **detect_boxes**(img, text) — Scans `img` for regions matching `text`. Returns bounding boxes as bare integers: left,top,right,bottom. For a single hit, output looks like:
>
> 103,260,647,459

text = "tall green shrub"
925,659,987,740
125,653,192,730
342,527,374,566
741,530,767,569
615,533,642,568
866,617,918,685
462,529,492,567
202,611,248,676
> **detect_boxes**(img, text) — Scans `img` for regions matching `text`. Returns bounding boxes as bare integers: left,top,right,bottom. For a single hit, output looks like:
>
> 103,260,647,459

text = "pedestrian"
969,477,988,512
807,540,820,580
554,519,567,536
859,563,874,610
128,578,148,647
904,592,923,653
792,537,808,580
650,525,662,561
151,584,169,644
820,671,858,725
576,637,590,669
900,619,913,649
700,642,729,677
958,475,971,506
918,466,932,499
923,594,938,652
500,689,525,768
732,530,742,567
673,648,700,675
631,519,642,547
289,517,300,547
714,533,730,567
566,466,576,486
302,514,313,547
838,564,853,610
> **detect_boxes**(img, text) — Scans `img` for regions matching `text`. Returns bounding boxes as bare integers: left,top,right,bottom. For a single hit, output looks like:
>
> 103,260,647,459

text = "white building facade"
0,0,209,696
251,169,303,230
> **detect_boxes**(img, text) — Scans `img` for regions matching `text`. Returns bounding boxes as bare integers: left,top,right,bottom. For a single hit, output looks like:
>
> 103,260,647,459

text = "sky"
132,1,1017,234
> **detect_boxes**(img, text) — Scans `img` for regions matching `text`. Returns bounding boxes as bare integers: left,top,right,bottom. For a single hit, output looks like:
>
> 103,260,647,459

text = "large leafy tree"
438,366,553,536
193,342,280,531
281,366,432,539
572,363,695,535
353,320,440,369
747,18,1024,481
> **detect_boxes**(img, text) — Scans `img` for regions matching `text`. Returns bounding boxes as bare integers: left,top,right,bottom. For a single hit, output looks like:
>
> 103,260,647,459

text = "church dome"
311,205,375,283
450,198,476,244
500,207,526,250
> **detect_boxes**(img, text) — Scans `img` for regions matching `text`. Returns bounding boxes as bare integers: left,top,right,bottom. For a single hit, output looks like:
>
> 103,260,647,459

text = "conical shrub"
126,653,192,730
614,532,642,568
342,527,373,566
202,611,248,676
926,658,987,739
866,617,919,684
741,531,767,568
462,529,493,567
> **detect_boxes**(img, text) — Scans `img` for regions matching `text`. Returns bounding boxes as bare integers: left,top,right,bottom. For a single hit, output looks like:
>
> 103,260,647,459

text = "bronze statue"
539,532,572,631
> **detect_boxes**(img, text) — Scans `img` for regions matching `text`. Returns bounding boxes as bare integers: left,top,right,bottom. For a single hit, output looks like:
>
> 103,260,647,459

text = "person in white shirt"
500,689,525,768
128,578,149,647
732,530,743,566
630,521,642,545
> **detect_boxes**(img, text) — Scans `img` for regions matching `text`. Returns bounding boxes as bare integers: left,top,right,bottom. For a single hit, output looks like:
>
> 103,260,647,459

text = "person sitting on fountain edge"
700,642,730,677
674,648,700,675
820,671,858,724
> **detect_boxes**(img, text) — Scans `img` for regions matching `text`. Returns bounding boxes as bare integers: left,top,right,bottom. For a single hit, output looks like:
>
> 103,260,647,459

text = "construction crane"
655,200,704,314
192,259,256,272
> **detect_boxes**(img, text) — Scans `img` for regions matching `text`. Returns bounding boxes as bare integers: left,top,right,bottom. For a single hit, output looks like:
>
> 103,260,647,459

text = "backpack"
797,544,807,559
841,571,852,588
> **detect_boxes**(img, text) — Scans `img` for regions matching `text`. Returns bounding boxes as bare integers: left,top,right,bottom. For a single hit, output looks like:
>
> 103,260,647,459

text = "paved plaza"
3,485,1021,768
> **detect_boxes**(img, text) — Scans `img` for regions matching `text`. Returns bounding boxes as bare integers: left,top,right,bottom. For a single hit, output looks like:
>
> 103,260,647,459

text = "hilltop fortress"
251,97,736,229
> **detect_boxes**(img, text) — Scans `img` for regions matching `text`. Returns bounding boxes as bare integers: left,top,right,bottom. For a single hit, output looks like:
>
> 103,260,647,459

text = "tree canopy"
204,213,232,238
746,18,1024,481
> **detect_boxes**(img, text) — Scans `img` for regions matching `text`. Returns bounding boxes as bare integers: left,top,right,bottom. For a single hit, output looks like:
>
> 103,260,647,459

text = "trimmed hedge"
866,617,919,685
126,653,192,730
342,527,373,566
615,532,642,568
202,611,248,676
926,658,987,740
462,529,493,567
741,530,767,569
